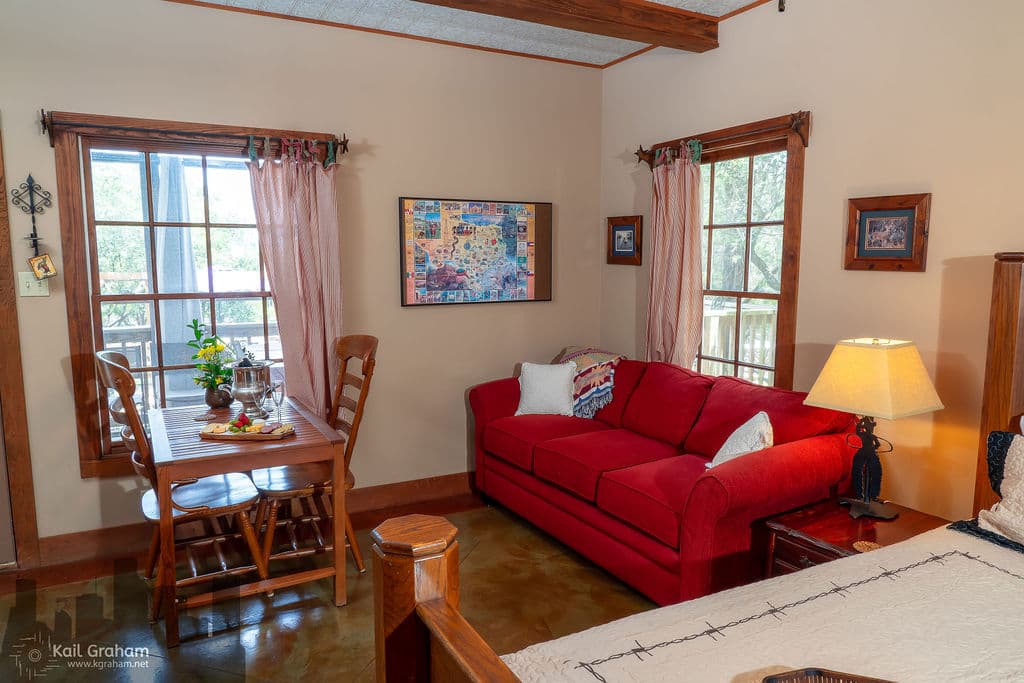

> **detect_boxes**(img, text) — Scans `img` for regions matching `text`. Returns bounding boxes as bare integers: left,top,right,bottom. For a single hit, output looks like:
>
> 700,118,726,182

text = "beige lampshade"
803,338,943,419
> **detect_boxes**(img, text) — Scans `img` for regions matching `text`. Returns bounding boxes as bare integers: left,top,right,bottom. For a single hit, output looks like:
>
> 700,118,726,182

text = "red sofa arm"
468,377,520,426
467,378,520,490
693,433,851,518
677,433,852,600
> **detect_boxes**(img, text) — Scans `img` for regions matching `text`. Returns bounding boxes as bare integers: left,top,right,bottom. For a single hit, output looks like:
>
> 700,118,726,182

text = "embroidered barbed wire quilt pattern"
503,527,1024,682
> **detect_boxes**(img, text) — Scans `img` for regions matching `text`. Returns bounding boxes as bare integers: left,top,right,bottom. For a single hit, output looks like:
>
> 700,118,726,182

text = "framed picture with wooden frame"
607,215,642,266
398,197,552,306
845,193,931,272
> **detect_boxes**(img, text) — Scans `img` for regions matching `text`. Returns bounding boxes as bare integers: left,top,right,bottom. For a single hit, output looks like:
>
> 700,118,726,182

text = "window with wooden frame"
87,143,277,446
643,112,810,389
49,112,339,477
694,113,808,389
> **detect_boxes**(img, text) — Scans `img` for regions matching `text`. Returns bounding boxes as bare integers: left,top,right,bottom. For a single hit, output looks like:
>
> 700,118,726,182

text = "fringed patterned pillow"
552,346,625,419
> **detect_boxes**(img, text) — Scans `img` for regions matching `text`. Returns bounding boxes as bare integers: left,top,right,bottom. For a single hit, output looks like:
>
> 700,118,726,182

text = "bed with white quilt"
504,523,1024,682
371,431,1024,683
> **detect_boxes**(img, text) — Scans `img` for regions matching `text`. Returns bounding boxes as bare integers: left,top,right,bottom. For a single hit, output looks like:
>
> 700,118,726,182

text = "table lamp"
803,338,943,520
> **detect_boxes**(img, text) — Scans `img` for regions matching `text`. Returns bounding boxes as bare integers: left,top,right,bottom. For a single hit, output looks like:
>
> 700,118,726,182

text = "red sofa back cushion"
621,363,714,445
594,359,647,428
683,376,854,456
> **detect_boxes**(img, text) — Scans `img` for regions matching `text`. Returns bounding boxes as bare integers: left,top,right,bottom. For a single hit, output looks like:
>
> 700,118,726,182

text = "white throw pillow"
979,433,1024,545
515,362,577,417
706,411,774,468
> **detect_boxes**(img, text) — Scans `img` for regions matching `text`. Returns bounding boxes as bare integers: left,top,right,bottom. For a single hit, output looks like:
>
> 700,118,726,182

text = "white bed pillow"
515,362,577,417
706,410,773,468
978,432,1024,545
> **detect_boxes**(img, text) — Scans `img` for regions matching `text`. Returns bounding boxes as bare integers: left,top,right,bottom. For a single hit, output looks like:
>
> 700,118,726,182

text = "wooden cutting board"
199,429,296,442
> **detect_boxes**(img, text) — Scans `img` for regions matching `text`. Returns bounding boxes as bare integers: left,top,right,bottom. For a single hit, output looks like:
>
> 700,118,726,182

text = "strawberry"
236,412,250,426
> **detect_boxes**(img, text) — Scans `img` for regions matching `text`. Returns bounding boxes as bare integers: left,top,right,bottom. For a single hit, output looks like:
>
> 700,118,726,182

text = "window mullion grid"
92,148,273,423
703,219,782,229
699,161,716,374
82,141,117,454
703,289,777,300
90,219,254,229
200,156,217,344
144,151,167,409
258,242,271,361
736,360,775,372
705,162,715,291
742,155,753,294
114,362,200,373
201,156,214,296
730,296,740,377
698,353,774,372
96,291,269,302
261,298,270,362
736,155,754,375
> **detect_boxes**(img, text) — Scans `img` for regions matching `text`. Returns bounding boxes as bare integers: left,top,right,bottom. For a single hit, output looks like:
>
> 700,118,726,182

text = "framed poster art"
399,197,552,306
606,215,642,266
844,193,931,272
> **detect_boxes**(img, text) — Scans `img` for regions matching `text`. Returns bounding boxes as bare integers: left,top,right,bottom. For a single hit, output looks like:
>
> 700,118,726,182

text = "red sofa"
468,360,855,605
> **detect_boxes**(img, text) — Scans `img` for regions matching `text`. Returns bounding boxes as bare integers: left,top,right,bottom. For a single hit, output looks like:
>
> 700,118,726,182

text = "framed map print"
399,197,552,306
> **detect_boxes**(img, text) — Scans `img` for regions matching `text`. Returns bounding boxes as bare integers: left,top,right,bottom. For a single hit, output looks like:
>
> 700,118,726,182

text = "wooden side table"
764,499,947,578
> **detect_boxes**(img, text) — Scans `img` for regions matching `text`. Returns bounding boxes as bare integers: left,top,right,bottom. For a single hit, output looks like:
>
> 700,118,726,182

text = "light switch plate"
18,272,50,297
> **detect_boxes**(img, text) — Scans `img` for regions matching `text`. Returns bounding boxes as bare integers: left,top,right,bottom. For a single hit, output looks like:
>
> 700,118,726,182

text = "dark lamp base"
839,497,900,520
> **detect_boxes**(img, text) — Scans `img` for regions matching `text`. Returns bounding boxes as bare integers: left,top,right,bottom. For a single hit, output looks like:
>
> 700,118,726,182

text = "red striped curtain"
645,148,703,367
249,159,343,417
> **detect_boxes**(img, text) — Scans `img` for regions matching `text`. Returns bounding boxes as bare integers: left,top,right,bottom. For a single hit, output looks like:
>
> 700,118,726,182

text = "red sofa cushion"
483,415,609,471
533,429,679,501
483,454,683,575
621,363,714,445
597,455,709,548
684,376,854,456
594,359,647,428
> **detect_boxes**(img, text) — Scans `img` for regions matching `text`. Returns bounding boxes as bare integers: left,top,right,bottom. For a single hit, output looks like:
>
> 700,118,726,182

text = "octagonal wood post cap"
371,514,458,557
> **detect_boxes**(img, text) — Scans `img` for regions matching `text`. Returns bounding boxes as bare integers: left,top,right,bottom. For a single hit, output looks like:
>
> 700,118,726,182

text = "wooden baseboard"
38,521,152,567
0,471,480,593
348,471,474,514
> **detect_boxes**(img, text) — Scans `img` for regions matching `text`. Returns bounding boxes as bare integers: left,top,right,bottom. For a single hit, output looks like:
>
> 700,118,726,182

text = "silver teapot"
232,361,271,419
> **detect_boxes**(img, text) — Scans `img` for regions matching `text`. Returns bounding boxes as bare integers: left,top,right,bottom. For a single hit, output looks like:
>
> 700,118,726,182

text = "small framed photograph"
845,193,931,272
607,215,642,266
28,253,58,280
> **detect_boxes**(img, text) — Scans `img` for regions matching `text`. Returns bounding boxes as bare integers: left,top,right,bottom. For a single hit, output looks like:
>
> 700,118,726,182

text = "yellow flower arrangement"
186,320,234,390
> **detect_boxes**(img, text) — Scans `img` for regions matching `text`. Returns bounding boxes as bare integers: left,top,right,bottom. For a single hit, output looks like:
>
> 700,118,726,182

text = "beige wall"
6,0,1019,536
0,0,603,536
600,0,1024,520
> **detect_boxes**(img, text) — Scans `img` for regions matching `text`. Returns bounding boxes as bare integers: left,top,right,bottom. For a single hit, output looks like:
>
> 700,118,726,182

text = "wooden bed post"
372,514,519,682
373,514,460,681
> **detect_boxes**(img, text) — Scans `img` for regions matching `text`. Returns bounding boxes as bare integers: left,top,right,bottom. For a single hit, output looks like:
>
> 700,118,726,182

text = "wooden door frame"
0,123,41,569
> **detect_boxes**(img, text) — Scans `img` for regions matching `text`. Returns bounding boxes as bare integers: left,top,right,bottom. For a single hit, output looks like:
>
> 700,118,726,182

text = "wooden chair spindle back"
96,350,158,489
328,335,378,470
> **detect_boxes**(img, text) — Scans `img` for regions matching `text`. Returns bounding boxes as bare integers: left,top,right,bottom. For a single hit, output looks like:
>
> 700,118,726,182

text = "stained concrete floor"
0,506,654,681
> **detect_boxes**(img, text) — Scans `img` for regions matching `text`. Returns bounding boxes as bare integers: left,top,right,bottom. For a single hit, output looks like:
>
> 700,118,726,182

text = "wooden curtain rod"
635,110,810,169
40,110,349,157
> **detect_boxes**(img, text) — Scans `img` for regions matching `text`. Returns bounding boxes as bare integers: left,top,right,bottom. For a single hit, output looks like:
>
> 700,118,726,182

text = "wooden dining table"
149,397,347,647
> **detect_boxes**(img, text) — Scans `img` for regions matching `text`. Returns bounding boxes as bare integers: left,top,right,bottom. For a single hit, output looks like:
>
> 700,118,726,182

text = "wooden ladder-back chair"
95,351,269,621
251,334,379,572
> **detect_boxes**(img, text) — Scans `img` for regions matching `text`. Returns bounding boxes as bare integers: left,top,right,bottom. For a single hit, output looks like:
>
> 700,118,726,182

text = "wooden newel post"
373,514,460,682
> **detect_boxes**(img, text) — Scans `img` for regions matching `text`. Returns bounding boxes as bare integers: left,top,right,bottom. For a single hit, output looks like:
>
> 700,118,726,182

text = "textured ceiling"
654,0,756,16
188,0,762,66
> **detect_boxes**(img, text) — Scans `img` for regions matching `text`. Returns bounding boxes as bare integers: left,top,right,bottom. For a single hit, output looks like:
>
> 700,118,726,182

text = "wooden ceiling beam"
409,0,719,53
